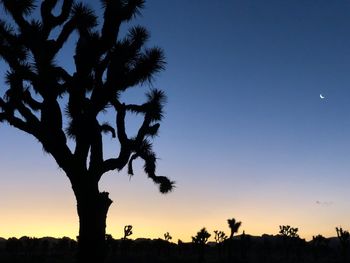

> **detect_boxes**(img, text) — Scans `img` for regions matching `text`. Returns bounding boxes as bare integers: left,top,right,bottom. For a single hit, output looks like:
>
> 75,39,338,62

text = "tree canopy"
0,0,174,193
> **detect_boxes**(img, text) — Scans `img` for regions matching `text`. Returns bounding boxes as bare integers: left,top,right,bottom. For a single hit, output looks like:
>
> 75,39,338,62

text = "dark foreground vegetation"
0,233,349,263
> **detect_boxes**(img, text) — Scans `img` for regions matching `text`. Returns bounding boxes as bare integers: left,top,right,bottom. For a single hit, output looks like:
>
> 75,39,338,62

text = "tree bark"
73,182,113,263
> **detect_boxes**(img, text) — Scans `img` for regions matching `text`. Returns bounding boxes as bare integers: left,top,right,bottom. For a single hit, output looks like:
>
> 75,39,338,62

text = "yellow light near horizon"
1,171,350,242
0,209,346,242
0,216,78,239
0,193,78,239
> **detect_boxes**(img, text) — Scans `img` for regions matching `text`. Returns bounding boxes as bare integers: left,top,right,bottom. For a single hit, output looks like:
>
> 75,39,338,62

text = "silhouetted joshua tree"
336,227,350,262
227,218,242,239
214,230,227,262
227,218,241,262
213,230,227,244
164,232,172,242
192,228,211,245
123,225,133,240
279,225,300,261
279,225,299,238
0,1,174,262
192,228,211,263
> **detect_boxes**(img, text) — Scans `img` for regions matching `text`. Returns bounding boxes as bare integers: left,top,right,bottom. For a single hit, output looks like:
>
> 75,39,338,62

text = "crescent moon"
320,94,325,99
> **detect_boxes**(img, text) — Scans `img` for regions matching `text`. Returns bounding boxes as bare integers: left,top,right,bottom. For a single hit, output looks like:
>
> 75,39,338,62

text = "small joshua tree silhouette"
164,232,172,242
336,227,350,261
279,225,300,260
336,227,350,246
279,225,299,238
192,228,211,245
123,225,133,240
226,218,242,262
214,230,227,243
227,218,242,239
192,228,211,263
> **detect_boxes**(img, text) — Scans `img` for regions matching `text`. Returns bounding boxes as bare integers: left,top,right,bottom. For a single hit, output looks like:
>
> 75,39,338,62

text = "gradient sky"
1,0,350,242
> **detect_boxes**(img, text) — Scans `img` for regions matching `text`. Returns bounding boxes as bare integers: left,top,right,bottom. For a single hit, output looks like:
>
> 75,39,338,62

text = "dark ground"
0,235,348,263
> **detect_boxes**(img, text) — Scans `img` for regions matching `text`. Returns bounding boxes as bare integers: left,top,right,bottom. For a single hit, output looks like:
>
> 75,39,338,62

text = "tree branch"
100,2,122,52
41,0,73,37
89,120,104,176
23,90,42,111
0,109,36,135
102,150,131,175
54,19,76,52
0,110,71,174
0,0,32,30
0,113,6,123
100,101,132,175
109,100,129,144
16,101,40,125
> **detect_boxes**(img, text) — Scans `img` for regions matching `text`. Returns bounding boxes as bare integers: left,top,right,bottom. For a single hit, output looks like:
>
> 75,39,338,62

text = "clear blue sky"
1,0,350,241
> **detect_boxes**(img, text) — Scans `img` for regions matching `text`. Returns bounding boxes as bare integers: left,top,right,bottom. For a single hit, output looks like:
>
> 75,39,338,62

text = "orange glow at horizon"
0,209,345,242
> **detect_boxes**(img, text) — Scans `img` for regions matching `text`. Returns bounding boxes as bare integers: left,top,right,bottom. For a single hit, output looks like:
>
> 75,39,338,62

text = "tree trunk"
74,183,113,263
